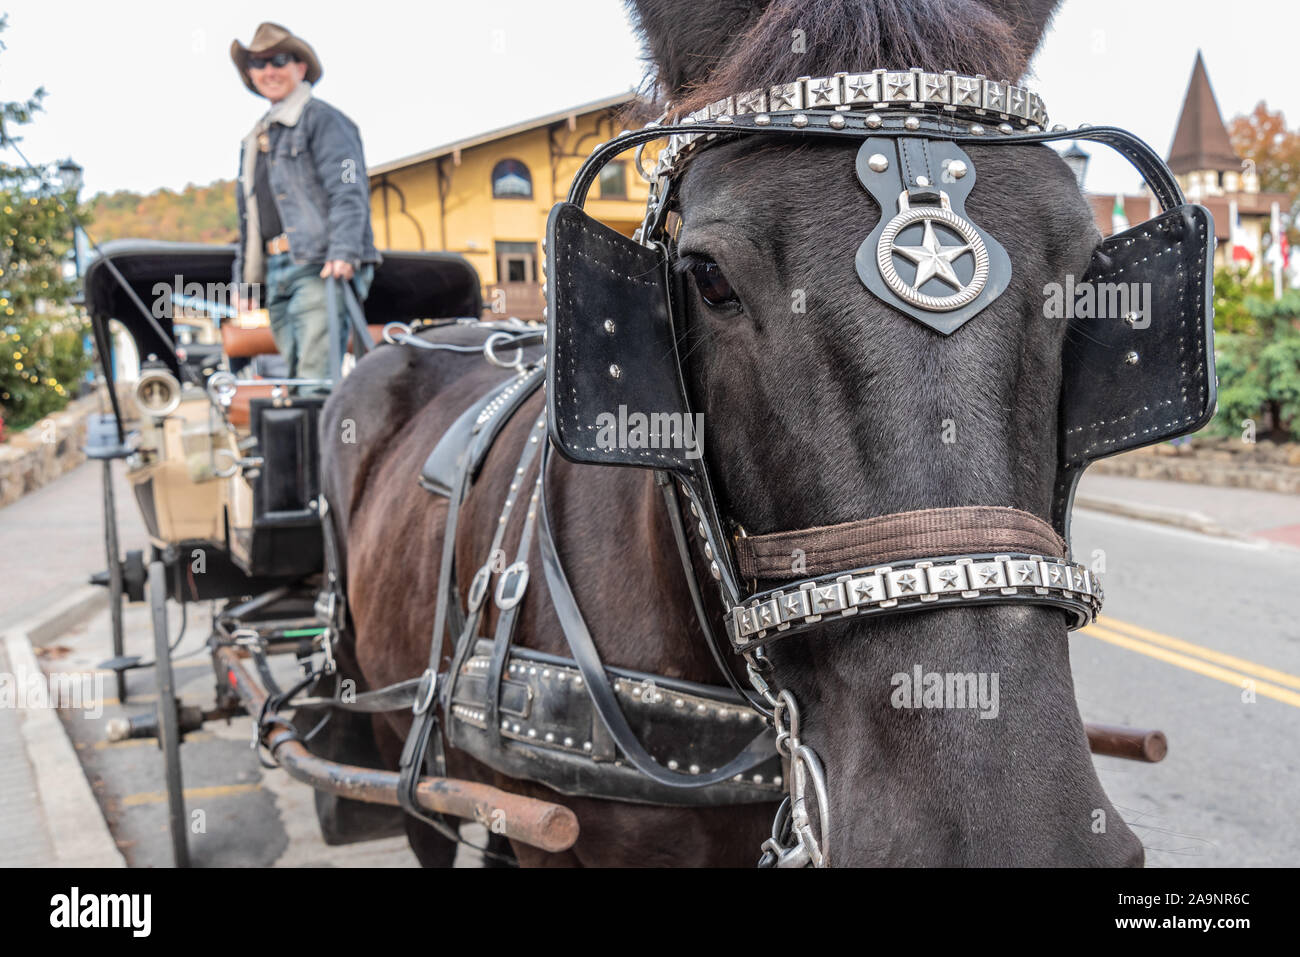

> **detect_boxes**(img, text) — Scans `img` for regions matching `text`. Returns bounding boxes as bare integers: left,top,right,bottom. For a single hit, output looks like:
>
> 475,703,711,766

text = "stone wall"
0,393,108,508
1089,437,1300,494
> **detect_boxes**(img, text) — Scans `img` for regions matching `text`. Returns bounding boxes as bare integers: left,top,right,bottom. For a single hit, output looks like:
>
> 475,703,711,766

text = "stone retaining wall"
0,393,108,508
1089,437,1300,494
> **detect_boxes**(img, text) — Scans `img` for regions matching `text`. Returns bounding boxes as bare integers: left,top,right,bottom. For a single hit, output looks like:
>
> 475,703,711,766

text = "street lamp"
57,158,84,195
1062,142,1090,189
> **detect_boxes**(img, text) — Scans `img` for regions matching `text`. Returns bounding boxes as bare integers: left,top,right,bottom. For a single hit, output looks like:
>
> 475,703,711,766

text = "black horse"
320,0,1145,866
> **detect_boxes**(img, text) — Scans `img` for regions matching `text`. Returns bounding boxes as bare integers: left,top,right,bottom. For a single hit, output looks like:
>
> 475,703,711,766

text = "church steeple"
1168,51,1241,175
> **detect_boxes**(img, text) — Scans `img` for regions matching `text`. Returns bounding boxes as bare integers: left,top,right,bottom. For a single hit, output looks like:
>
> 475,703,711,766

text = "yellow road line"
1098,616,1300,691
1085,624,1300,709
120,783,261,807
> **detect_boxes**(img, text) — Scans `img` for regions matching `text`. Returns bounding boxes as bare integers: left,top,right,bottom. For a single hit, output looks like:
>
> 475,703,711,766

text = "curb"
21,585,108,647
1074,494,1249,541
2,610,126,868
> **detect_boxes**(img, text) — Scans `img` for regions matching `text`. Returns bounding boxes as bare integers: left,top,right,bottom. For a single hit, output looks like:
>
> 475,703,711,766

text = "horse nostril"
1124,838,1146,868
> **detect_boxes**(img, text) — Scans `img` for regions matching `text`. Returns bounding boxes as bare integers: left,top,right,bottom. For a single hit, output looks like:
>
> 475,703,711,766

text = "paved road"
5,460,1299,866
1070,507,1300,868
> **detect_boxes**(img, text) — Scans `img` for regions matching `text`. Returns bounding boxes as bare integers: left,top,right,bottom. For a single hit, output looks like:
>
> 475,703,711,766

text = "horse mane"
638,0,1050,116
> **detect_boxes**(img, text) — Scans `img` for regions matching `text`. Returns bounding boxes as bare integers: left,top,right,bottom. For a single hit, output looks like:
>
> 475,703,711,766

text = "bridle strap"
537,442,778,788
735,506,1066,581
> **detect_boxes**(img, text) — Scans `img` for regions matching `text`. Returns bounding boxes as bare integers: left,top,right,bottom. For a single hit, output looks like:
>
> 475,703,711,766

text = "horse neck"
539,455,726,684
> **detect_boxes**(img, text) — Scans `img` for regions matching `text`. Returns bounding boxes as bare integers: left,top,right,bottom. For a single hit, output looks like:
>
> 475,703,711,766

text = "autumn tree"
1229,101,1300,231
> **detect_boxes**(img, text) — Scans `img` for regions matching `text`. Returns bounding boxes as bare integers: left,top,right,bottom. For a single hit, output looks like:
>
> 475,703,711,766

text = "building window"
598,161,627,200
496,241,538,283
492,159,532,199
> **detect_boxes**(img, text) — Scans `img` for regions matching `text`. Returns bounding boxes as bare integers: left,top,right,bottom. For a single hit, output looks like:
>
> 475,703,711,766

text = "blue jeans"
265,254,374,388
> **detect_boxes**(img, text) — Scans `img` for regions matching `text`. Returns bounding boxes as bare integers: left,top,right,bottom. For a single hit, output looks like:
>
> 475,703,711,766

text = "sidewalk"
0,456,146,630
0,459,143,868
1076,472,1300,546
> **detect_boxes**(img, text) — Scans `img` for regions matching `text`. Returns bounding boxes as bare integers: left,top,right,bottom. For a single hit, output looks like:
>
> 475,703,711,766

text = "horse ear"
628,0,769,98
970,0,1063,77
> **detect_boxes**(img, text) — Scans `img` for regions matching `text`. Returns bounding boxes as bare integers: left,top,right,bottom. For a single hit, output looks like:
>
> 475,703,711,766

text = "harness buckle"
494,561,531,610
467,564,492,612
412,668,438,716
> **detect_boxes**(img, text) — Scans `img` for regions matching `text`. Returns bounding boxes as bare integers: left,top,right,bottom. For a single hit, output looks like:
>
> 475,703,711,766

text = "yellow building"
368,93,650,319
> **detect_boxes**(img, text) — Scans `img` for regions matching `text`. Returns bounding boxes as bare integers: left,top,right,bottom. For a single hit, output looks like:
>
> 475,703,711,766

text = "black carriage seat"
418,365,544,497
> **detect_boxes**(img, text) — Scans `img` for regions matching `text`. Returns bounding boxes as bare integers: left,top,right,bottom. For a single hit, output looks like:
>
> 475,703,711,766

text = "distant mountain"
87,180,238,244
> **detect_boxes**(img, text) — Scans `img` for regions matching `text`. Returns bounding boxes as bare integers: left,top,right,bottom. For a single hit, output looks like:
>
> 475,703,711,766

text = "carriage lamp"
135,367,181,419
1062,142,1090,189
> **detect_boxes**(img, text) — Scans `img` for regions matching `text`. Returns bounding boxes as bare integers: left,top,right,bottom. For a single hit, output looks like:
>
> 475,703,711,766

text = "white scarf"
239,81,314,285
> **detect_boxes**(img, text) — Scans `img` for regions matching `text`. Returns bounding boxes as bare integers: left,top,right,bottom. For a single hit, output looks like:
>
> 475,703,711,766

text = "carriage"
82,239,577,866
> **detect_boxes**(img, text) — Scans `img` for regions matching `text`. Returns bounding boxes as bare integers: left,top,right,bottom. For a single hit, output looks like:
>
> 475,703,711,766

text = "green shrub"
0,309,90,435
1209,287,1300,441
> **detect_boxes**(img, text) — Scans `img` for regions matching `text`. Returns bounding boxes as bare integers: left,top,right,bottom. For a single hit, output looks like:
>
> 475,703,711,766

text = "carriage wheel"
149,560,191,868
101,460,128,703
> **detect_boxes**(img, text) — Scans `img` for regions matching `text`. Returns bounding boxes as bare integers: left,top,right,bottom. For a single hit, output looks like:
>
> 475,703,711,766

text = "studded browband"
724,506,1099,648
653,68,1049,182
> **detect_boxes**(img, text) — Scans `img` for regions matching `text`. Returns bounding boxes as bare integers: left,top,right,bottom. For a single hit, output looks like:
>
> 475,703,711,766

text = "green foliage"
1212,264,1274,335
1210,289,1300,441
0,13,89,437
0,310,90,433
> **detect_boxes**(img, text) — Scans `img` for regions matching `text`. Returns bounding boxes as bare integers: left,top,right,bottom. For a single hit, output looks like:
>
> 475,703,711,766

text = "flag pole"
1272,201,1282,300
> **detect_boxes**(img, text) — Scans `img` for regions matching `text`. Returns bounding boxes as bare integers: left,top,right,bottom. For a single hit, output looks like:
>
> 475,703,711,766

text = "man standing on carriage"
230,22,380,389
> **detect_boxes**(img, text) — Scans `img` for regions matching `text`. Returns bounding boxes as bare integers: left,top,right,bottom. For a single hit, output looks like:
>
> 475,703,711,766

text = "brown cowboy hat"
230,22,322,95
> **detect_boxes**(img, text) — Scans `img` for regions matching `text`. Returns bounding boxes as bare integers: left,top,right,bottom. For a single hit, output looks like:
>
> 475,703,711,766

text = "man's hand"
320,260,355,281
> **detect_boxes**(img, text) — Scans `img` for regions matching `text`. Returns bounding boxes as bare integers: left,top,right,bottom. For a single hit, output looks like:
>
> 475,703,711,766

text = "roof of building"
369,91,640,176
1086,191,1290,240
1168,51,1242,175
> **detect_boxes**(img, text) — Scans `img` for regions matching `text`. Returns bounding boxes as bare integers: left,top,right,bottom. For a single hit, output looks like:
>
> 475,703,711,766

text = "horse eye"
688,261,739,308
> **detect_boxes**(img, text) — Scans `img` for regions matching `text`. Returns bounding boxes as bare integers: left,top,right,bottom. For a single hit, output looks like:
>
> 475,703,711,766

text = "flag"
1111,195,1129,233
1229,198,1253,264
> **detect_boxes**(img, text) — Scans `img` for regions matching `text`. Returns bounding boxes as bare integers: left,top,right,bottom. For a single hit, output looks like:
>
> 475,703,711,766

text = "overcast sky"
2,0,1298,204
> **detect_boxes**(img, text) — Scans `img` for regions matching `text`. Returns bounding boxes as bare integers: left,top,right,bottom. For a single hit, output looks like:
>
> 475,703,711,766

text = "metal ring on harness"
467,564,492,613
494,561,530,610
382,321,411,345
484,332,525,370
412,668,438,716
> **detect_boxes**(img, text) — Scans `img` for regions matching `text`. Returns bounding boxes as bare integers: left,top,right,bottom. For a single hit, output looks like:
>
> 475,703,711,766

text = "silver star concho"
876,206,989,312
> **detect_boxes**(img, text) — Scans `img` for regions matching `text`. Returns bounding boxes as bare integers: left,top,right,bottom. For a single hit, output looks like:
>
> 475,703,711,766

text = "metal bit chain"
744,650,831,868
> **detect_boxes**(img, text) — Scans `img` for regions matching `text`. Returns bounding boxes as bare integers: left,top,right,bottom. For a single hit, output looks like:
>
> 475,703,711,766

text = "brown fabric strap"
734,506,1067,581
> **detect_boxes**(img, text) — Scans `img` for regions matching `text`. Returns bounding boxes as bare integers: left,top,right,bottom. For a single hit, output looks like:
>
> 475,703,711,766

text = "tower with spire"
1086,51,1288,277
1168,50,1257,199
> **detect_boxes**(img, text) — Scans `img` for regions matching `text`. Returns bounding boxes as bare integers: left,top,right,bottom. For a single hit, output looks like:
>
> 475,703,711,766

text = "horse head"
616,0,1146,866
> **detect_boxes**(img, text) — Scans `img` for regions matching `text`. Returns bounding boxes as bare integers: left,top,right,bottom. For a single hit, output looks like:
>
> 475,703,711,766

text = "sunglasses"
248,52,297,70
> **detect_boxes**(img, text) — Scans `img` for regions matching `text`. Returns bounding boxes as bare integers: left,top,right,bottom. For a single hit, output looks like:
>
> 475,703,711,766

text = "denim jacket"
234,89,380,287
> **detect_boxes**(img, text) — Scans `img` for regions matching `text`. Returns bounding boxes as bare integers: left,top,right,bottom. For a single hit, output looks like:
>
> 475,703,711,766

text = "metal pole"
1272,201,1283,300
101,459,127,703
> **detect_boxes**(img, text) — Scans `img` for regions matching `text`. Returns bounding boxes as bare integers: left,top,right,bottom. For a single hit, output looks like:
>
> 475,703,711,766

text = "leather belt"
265,233,291,255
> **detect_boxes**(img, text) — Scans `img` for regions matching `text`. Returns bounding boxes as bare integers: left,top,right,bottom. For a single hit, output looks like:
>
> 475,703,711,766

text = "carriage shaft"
214,646,580,853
